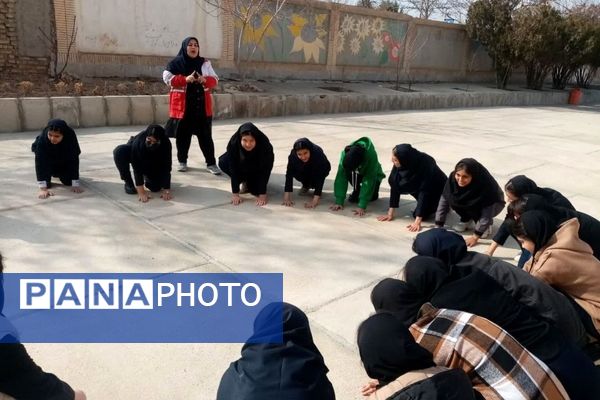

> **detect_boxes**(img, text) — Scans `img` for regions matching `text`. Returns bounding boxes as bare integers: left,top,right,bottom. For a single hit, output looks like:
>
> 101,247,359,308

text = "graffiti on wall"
336,13,408,67
235,4,330,64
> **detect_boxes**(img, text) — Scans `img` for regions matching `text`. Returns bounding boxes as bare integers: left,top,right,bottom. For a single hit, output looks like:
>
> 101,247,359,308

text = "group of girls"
218,224,600,400
27,33,600,400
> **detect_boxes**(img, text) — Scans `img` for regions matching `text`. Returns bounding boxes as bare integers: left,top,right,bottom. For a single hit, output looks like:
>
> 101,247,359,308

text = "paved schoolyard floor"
1,104,599,399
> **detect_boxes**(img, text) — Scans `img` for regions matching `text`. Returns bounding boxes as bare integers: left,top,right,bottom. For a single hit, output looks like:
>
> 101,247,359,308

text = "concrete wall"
76,0,221,58
42,0,494,82
0,0,49,80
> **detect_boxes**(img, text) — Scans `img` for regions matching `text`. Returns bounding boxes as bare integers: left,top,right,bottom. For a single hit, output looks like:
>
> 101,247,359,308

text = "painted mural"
235,4,330,64
336,13,408,67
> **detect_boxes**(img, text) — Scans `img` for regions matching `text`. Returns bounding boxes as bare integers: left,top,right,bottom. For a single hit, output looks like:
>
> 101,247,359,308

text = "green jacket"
334,137,385,209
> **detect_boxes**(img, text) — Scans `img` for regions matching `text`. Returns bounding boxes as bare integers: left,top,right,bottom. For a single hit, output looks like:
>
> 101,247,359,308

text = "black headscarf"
166,36,205,76
289,138,330,172
390,144,427,193
216,302,335,400
443,158,503,220
404,256,450,299
357,312,435,385
517,210,561,254
31,119,80,156
505,176,575,210
129,124,171,174
227,122,273,161
371,278,425,326
342,144,365,172
505,175,539,197
412,229,467,268
404,256,560,361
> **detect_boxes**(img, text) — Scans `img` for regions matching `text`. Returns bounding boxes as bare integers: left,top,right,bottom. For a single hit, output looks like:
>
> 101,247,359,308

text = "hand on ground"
161,190,172,201
361,379,379,396
38,189,54,199
406,221,422,232
465,235,479,247
256,194,268,206
304,198,320,209
329,204,343,211
72,186,84,194
231,194,242,206
353,208,366,217
377,214,393,222
138,192,151,203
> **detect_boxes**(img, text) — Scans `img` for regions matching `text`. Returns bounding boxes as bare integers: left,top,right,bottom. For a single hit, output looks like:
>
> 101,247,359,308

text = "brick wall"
0,0,49,81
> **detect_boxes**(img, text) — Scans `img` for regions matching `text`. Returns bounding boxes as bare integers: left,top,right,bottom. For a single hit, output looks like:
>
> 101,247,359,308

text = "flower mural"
288,13,328,63
233,4,330,64
237,12,279,52
372,35,384,55
336,13,407,67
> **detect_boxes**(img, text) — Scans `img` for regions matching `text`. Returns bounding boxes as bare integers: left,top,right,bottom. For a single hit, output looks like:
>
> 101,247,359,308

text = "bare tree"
199,0,287,79
395,23,428,90
398,0,445,19
38,0,77,82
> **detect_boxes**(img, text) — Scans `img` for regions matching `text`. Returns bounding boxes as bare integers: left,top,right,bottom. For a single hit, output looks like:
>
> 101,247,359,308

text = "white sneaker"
178,162,188,172
207,164,222,175
452,222,468,232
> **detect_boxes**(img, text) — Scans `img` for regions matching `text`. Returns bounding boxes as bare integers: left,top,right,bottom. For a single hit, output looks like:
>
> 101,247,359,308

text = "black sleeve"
0,338,75,400
312,154,330,197
227,150,241,194
257,150,274,195
161,141,172,190
313,174,326,197
284,155,294,193
493,218,512,244
68,154,80,181
34,151,52,183
389,177,401,208
130,152,145,187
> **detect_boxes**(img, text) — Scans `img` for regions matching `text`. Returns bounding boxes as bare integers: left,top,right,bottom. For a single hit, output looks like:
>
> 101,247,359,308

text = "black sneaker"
347,191,359,203
124,182,136,194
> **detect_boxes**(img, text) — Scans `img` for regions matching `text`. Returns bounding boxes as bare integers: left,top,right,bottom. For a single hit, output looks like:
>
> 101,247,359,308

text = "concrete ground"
1,104,599,399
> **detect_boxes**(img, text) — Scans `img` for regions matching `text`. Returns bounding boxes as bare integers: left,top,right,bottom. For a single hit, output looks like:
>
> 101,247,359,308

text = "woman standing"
113,124,173,203
435,158,504,247
31,119,83,199
282,138,331,209
377,144,446,232
218,122,274,207
163,36,220,175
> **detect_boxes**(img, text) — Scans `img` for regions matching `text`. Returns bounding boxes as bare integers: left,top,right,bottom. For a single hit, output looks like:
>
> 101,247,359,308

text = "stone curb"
1,88,598,133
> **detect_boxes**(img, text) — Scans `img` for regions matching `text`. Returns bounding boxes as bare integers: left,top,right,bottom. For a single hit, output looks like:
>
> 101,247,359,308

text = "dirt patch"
0,75,265,98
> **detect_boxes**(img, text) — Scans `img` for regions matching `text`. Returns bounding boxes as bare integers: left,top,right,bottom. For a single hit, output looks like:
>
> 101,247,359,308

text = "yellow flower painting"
288,14,328,63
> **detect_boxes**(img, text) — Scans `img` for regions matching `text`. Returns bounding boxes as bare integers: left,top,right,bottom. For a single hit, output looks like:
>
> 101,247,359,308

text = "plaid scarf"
410,307,568,400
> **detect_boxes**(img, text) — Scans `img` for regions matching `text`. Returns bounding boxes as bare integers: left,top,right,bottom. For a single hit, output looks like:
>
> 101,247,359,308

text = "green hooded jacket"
334,137,385,209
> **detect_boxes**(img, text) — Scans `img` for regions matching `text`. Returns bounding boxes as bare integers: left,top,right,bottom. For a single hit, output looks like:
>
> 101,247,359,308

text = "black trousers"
176,117,215,166
45,163,72,187
113,145,161,192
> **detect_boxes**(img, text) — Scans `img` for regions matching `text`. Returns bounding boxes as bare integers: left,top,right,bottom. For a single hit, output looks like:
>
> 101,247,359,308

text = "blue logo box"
1,273,283,343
